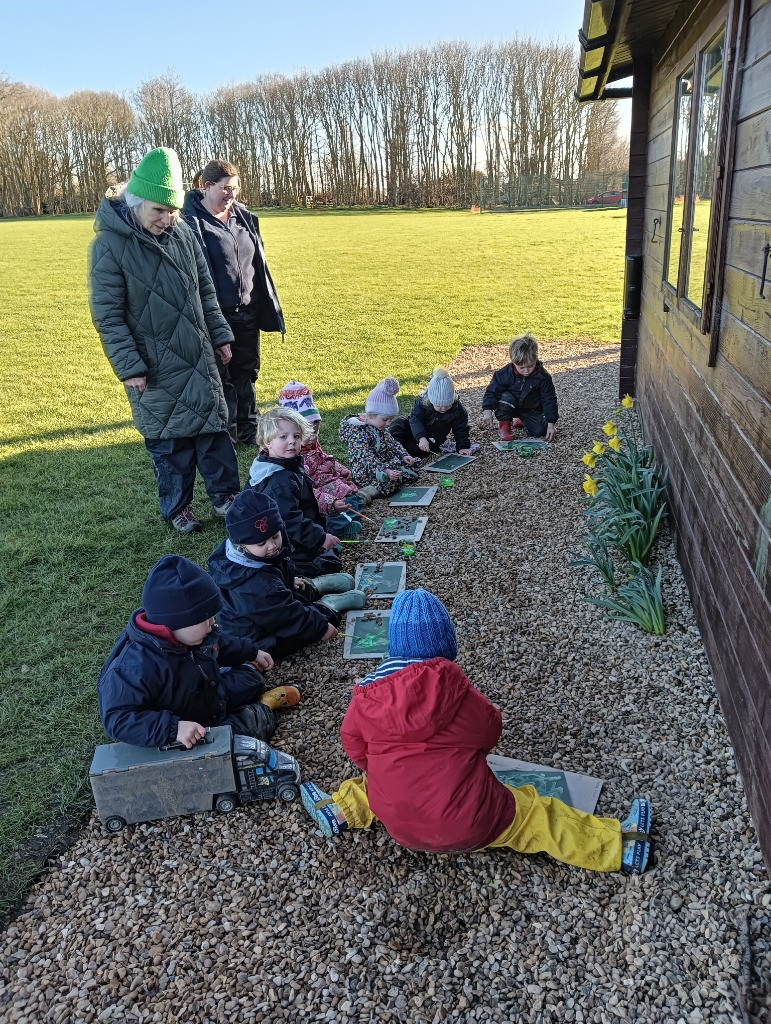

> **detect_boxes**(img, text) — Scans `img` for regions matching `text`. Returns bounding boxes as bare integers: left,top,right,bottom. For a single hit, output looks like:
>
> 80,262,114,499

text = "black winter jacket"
481,361,559,423
98,614,259,747
248,455,327,563
406,396,470,450
208,538,330,652
181,191,285,333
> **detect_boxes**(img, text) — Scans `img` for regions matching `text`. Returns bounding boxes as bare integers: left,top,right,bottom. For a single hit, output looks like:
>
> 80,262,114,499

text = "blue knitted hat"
142,555,221,629
388,588,458,661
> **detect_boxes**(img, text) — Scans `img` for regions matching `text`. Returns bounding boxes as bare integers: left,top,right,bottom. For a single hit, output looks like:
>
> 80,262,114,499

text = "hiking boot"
312,572,355,596
171,505,201,534
301,782,349,837
211,495,237,520
260,685,302,711
317,590,367,615
498,421,514,442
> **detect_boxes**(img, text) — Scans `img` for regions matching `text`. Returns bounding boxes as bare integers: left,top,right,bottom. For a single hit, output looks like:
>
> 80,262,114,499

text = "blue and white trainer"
301,782,349,838
621,797,652,874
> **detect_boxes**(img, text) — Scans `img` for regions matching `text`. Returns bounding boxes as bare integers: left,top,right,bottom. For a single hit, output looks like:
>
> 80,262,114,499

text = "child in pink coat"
278,381,366,540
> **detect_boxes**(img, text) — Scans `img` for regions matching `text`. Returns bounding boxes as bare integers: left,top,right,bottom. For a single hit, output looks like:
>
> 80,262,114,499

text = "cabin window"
662,13,737,340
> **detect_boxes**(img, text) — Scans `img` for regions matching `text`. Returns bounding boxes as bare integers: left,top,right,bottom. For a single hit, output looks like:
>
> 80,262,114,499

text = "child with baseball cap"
208,489,366,659
338,377,421,499
301,588,652,874
98,554,296,749
278,381,366,541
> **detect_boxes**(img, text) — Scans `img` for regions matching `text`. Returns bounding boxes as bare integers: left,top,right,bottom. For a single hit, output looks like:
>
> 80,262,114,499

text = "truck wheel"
105,816,126,834
277,783,299,804
215,794,238,814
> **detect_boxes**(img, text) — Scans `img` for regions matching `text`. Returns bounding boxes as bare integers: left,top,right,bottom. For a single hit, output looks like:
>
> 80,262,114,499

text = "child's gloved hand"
252,650,274,672
323,532,340,549
176,720,206,749
418,438,431,453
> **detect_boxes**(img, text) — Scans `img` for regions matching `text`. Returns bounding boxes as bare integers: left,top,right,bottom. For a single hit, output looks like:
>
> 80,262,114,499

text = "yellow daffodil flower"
581,452,597,467
582,474,598,496
621,394,635,409
602,421,617,437
608,436,622,451
592,441,606,455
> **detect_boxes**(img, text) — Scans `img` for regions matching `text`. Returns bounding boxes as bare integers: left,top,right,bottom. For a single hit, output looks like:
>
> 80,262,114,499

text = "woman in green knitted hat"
88,147,241,534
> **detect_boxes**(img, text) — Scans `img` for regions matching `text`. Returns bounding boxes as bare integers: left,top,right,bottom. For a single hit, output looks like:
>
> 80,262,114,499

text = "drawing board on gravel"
492,440,549,453
388,486,438,507
354,561,407,598
375,516,428,543
343,610,391,660
486,754,603,813
424,453,477,474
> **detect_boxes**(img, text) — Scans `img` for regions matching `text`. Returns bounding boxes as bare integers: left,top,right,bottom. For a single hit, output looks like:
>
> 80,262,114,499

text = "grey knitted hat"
426,368,455,407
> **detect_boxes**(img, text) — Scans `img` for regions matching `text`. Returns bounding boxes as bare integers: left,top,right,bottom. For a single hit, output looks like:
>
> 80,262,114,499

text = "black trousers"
144,431,240,521
219,309,261,444
388,417,444,456
494,392,548,438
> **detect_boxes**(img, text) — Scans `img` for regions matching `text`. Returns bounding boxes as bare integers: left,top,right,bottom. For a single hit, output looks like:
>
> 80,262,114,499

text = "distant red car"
585,190,623,205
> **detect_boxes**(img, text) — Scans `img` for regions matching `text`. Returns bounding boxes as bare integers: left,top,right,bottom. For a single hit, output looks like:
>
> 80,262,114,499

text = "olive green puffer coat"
88,196,234,440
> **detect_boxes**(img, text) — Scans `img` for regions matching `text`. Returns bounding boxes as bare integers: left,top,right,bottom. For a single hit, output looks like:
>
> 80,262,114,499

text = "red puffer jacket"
340,658,515,852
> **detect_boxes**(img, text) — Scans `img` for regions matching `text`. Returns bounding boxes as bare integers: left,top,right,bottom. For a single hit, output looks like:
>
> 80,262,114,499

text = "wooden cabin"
577,0,771,864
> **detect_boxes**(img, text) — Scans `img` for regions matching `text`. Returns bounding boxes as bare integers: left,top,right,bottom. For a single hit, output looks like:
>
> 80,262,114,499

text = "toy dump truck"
89,726,300,833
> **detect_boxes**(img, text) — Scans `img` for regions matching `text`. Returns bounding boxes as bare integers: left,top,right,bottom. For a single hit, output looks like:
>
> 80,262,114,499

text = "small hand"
218,344,233,365
294,576,306,590
404,455,420,466
176,720,206,749
333,498,348,511
481,411,494,429
457,448,473,456
418,438,431,453
385,469,402,482
124,376,147,393
322,623,338,641
323,533,340,549
545,423,557,442
252,650,274,671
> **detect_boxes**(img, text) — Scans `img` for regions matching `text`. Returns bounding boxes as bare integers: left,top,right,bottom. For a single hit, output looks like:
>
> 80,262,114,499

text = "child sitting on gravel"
389,368,476,457
208,489,366,659
481,334,559,442
248,407,342,578
278,380,366,542
301,588,652,874
98,554,297,749
339,377,421,499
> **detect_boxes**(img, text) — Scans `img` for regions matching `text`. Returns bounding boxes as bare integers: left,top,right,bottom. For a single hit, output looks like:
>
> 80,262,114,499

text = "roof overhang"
576,0,693,102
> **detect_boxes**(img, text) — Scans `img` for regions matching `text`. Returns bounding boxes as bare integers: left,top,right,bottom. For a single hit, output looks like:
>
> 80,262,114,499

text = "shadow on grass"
0,419,135,450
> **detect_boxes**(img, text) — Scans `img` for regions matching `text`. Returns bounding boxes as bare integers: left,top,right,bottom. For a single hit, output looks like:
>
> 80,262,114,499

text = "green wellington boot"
310,572,356,596
317,590,367,614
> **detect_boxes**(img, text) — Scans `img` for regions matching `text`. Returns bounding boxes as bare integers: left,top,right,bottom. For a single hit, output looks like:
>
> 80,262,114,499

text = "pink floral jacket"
301,436,359,515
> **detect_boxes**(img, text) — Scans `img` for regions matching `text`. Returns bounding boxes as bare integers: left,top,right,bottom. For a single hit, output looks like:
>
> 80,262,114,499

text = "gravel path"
1,341,769,1024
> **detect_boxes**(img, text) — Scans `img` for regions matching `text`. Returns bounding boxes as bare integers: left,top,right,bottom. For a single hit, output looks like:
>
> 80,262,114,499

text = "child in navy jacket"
389,368,474,456
208,490,365,659
481,334,559,442
248,407,342,577
97,555,285,749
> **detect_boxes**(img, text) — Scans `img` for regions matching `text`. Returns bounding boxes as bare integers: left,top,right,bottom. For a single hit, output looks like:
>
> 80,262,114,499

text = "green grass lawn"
0,207,626,917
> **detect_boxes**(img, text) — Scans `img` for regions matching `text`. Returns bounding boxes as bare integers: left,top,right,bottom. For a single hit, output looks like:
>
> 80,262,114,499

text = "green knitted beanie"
127,147,185,209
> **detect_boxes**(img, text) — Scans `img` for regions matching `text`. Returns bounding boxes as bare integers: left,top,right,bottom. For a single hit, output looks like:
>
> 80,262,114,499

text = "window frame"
660,2,744,347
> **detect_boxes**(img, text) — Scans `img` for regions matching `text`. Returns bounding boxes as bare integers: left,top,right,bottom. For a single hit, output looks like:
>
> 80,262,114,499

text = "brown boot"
358,484,381,504
260,685,302,711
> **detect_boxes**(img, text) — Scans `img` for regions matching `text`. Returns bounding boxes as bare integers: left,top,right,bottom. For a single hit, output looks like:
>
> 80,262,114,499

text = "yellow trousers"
333,778,622,872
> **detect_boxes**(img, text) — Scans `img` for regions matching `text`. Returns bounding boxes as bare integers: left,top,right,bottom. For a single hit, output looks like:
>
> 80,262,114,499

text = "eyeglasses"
220,184,240,196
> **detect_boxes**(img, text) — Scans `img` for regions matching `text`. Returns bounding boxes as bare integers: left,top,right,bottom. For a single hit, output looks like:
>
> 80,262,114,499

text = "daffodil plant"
585,562,666,635
569,536,617,593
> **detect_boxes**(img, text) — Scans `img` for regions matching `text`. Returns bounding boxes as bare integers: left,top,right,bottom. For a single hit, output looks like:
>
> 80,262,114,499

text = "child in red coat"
301,589,652,873
278,380,365,541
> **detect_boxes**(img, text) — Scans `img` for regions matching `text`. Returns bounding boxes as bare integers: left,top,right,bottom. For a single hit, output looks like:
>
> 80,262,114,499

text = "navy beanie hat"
388,588,458,661
226,489,284,545
142,554,222,630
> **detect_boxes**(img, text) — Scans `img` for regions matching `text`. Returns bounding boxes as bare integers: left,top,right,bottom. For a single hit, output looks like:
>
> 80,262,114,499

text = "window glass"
685,31,725,307
665,67,693,287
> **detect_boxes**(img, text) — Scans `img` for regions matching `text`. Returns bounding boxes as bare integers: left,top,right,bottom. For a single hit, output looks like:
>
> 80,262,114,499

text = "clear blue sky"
5,0,586,95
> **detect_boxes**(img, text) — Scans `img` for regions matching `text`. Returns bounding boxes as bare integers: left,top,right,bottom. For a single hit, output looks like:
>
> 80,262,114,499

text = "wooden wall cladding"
634,0,771,864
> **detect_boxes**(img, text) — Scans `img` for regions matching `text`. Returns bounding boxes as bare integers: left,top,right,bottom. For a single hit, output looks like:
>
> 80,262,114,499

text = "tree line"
0,38,626,217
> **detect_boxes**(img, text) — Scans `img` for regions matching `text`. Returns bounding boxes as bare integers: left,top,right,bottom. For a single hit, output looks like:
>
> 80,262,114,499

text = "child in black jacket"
481,334,559,442
208,490,365,659
248,407,343,577
389,368,474,457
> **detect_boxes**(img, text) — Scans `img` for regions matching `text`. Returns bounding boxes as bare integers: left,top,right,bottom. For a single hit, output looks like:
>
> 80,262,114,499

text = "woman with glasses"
182,160,285,446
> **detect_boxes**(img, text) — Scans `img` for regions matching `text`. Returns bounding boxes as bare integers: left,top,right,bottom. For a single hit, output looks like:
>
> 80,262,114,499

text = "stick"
343,505,377,523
